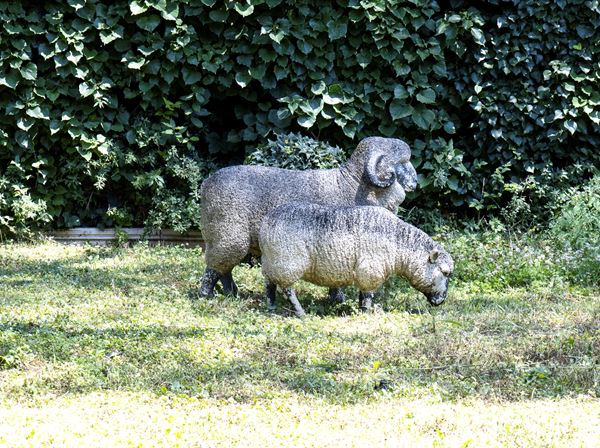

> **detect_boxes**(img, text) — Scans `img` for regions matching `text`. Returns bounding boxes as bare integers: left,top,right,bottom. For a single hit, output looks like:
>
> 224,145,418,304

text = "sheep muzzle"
426,291,447,306
395,162,417,192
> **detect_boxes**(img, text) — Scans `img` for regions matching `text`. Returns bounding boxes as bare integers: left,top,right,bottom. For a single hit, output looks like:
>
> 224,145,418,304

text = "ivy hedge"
0,0,599,234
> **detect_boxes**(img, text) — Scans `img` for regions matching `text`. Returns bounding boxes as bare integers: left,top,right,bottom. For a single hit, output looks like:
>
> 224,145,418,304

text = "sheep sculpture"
199,136,418,298
259,203,454,317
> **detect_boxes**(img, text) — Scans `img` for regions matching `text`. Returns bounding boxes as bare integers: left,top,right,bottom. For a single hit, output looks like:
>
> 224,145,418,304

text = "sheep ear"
391,138,411,163
428,248,439,263
365,153,396,188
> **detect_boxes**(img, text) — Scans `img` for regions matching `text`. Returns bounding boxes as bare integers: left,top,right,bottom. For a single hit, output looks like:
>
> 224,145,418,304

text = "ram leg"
265,281,277,312
199,268,220,298
358,291,374,311
283,288,305,318
219,272,238,297
328,287,347,303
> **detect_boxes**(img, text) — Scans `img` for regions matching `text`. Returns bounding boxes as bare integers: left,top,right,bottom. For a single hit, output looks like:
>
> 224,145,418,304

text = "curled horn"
365,152,397,188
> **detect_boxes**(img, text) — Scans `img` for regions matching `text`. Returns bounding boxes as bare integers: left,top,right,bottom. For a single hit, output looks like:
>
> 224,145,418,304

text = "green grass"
0,236,598,447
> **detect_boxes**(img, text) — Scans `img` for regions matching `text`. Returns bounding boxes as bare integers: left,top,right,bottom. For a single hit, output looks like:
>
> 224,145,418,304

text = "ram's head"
417,247,454,306
357,137,418,193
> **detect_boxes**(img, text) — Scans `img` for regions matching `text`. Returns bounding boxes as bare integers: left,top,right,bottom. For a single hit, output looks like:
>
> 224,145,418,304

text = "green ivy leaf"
389,100,413,120
323,84,344,105
235,71,251,88
16,131,31,149
443,121,456,134
100,30,120,45
49,120,61,135
412,106,436,130
130,0,148,15
327,20,347,40
393,85,409,99
17,117,35,131
67,0,86,11
183,67,202,85
299,98,324,116
79,82,95,97
150,0,179,20
209,9,228,22
576,25,593,39
0,70,20,89
311,81,327,95
564,120,577,134
276,108,291,120
136,15,161,32
66,50,83,65
416,88,436,104
269,30,285,44
128,58,146,70
297,40,313,55
21,62,38,81
378,122,397,137
78,147,93,161
298,115,316,128
234,2,254,17
470,28,485,45
343,122,357,138
26,106,50,120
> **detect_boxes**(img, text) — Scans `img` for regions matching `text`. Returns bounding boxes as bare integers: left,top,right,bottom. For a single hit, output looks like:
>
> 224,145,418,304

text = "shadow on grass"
1,246,597,403
1,316,597,403
0,251,195,298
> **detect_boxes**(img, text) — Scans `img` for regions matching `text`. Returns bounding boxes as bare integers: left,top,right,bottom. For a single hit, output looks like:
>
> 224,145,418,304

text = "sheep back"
200,165,354,263
199,137,417,278
259,203,401,291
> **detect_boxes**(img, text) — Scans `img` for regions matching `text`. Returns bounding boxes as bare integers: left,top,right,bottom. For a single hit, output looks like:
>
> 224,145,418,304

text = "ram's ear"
428,248,439,263
391,138,411,163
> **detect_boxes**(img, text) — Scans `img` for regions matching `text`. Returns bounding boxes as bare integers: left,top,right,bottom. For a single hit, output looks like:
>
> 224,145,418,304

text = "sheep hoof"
198,289,214,299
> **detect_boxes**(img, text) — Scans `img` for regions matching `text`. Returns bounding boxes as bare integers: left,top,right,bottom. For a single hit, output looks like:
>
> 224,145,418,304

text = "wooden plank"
49,228,204,247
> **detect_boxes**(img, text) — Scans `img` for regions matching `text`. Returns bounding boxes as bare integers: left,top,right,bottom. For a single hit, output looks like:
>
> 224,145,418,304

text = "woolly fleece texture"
259,203,454,315
200,137,416,285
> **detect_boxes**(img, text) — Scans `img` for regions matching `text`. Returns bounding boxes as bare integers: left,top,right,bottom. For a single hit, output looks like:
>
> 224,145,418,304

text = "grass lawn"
0,238,598,447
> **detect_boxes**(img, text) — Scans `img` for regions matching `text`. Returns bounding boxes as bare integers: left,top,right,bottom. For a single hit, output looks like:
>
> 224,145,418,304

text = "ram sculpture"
259,203,454,317
199,136,418,298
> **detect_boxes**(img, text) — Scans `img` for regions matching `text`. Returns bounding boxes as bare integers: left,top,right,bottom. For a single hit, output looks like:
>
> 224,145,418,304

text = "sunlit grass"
0,238,598,446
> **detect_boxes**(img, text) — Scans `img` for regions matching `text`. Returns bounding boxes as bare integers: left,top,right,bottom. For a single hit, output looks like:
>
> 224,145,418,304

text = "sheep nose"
396,163,418,192
426,292,446,306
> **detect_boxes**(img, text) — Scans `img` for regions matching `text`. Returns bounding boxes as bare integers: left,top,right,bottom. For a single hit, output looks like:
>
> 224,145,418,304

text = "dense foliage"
245,132,345,169
0,0,599,234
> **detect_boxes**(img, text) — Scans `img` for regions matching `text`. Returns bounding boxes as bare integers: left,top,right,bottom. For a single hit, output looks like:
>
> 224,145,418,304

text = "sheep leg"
358,291,374,311
328,287,347,303
219,272,238,297
265,281,277,312
283,288,306,318
199,268,220,297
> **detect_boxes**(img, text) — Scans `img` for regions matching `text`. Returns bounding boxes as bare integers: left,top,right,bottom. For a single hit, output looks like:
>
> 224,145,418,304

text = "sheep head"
351,137,417,192
409,246,454,306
